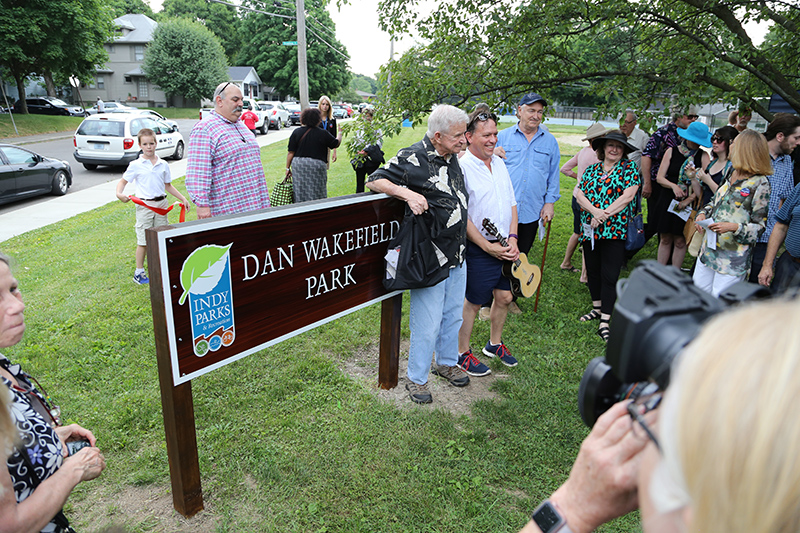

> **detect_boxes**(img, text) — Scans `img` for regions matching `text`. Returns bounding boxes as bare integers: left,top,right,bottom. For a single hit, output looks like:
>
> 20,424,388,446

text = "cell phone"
66,440,91,455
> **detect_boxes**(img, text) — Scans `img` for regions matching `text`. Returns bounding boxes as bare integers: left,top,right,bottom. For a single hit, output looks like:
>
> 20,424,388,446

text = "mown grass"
0,123,654,532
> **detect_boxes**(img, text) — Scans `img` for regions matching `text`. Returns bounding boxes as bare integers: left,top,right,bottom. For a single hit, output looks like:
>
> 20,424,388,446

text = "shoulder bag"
383,210,451,291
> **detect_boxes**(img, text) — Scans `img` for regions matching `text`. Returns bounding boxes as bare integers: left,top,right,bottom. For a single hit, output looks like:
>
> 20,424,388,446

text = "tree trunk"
43,71,56,97
14,74,27,114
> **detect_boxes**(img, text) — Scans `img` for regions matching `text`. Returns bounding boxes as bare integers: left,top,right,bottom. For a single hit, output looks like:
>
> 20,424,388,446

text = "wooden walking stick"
534,220,552,313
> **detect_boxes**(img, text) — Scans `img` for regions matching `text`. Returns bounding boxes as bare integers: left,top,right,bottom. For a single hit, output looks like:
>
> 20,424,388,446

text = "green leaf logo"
178,243,232,305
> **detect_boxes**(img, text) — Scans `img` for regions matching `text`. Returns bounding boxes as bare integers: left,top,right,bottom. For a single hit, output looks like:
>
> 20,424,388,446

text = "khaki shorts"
134,199,169,246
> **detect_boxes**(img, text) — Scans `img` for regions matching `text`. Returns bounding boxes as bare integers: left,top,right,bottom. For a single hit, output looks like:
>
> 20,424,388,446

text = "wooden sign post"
146,194,405,517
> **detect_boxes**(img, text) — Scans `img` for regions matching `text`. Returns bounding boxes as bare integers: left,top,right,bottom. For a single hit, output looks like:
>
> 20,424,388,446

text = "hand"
180,199,191,212
677,199,691,210
54,424,97,455
673,186,687,200
196,206,211,219
63,446,105,482
404,191,429,215
548,401,651,533
540,203,555,224
694,213,706,233
642,179,652,199
331,149,337,163
758,265,774,287
708,221,738,234
494,146,507,159
116,194,130,203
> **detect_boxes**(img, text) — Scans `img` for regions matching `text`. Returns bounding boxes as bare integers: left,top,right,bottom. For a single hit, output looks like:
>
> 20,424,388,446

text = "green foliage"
0,0,113,109
376,0,800,121
236,0,350,99
334,86,361,103
350,73,379,94
142,18,228,101
162,0,242,63
106,0,154,18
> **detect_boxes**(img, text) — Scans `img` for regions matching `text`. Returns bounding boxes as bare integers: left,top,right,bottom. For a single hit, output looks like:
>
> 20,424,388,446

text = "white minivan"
73,113,184,170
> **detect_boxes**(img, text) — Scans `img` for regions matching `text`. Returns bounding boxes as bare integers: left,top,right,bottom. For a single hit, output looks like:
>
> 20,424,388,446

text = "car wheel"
284,118,290,128
51,170,69,196
275,118,282,131
172,141,185,160
83,163,98,171
259,123,267,135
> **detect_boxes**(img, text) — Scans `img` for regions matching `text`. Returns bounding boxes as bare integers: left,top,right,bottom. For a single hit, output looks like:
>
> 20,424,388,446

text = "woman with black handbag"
574,131,641,342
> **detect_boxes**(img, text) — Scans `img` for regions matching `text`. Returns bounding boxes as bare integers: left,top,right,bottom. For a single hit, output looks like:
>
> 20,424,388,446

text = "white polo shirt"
460,149,517,241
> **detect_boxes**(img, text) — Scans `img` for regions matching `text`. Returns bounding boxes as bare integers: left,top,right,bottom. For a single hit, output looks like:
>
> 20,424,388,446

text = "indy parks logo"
179,244,236,357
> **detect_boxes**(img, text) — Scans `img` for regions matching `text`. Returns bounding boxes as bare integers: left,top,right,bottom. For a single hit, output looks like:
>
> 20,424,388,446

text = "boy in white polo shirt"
115,128,190,284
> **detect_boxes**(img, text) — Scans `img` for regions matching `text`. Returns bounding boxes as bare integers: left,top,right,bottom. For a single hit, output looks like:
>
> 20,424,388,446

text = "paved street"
0,119,297,243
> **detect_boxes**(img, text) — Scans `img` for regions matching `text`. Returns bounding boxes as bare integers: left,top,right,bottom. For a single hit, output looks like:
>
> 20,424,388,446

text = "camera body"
66,439,91,456
578,261,769,427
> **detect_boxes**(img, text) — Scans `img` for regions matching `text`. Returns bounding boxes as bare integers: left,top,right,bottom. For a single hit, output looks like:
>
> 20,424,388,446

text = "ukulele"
482,218,542,298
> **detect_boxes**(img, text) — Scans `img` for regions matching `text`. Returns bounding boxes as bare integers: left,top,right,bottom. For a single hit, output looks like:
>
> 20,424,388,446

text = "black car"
0,144,72,206
13,97,87,117
286,104,301,125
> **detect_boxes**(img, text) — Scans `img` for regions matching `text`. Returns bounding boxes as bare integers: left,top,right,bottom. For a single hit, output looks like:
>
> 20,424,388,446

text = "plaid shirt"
758,154,795,243
186,110,270,216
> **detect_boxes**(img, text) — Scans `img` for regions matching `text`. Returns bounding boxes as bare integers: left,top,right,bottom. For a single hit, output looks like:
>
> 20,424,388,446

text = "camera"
578,261,769,427
66,439,91,456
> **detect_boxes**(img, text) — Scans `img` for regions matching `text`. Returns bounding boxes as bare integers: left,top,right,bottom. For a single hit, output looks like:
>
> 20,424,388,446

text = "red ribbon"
128,196,186,223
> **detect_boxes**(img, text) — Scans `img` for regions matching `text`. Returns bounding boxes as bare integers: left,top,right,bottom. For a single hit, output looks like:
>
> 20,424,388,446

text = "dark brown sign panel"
151,194,405,385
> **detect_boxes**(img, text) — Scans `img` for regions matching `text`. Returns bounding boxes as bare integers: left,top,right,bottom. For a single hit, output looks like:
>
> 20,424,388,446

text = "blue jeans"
407,263,467,385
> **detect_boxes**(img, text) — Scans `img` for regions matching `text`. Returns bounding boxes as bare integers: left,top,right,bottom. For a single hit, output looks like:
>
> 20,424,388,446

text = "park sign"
146,193,407,517
148,193,404,385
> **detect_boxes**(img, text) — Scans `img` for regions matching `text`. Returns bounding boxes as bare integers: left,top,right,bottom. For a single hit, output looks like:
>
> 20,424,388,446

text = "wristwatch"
532,500,574,533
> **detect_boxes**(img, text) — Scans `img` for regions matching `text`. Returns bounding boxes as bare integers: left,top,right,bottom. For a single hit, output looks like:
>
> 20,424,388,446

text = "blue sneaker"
133,272,149,285
482,341,518,367
458,349,491,377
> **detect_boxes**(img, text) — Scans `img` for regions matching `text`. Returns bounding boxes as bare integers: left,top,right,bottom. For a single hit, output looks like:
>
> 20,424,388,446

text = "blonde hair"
675,299,800,533
729,129,773,176
318,96,333,120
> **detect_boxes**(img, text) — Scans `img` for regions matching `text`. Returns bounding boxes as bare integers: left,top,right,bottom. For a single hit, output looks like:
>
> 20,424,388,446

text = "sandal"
597,322,610,342
579,308,601,322
560,265,579,273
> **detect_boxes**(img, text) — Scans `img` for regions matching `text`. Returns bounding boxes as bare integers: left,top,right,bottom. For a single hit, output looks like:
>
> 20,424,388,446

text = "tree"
142,18,228,102
162,0,242,63
107,0,154,18
0,0,112,112
350,73,379,94
376,0,800,120
236,0,350,100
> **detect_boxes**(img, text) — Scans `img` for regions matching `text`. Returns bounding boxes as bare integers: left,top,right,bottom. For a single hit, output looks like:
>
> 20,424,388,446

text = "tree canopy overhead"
142,18,228,102
162,0,242,63
375,0,800,120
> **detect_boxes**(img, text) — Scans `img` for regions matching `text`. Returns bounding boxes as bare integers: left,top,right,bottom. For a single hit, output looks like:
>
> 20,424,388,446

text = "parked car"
73,113,184,170
129,109,180,131
257,101,290,129
0,144,72,205
12,97,86,117
332,105,348,119
286,103,301,126
86,101,136,115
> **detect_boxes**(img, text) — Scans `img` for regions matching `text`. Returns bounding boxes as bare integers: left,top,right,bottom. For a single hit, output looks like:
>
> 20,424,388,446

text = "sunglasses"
468,112,498,131
710,136,725,143
687,114,699,120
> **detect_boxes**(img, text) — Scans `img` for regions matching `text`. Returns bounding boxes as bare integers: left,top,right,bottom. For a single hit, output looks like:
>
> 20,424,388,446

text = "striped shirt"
186,110,270,216
776,182,800,258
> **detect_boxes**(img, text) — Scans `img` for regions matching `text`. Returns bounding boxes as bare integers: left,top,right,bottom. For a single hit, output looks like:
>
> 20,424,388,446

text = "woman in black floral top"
0,254,105,532
574,131,641,342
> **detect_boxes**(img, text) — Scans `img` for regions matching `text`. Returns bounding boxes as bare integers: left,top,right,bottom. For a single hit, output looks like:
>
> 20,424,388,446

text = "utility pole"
296,0,309,109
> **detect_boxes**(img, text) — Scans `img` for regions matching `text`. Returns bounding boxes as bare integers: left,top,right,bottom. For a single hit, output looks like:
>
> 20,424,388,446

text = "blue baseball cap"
519,92,547,107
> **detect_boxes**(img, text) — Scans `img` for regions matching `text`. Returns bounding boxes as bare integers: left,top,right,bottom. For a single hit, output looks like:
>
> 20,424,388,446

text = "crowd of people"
13,80,800,530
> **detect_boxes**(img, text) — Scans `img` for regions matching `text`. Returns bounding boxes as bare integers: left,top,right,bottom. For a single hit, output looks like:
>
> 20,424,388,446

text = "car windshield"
77,120,125,136
49,98,70,106
287,105,300,111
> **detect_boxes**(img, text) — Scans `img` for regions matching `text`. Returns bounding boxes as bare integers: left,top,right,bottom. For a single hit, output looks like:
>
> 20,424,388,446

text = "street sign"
282,41,298,46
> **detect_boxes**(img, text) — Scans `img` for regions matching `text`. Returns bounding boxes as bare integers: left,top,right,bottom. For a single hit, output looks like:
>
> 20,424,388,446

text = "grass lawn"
0,123,655,532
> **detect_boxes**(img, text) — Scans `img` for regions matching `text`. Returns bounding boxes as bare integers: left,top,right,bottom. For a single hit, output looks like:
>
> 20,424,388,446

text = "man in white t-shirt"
457,111,520,376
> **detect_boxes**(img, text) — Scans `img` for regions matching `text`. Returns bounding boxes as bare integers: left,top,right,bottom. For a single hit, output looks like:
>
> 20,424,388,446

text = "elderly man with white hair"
367,105,472,404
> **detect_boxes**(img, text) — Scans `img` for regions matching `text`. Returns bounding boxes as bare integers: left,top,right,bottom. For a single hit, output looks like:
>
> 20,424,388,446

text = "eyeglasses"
627,391,662,451
710,136,724,143
468,112,498,131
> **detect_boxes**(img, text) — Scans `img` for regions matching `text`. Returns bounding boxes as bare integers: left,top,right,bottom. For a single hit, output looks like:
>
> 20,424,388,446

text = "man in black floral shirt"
367,105,471,404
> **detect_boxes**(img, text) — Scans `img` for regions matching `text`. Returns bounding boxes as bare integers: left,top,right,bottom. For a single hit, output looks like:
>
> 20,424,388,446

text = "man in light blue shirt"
496,92,561,256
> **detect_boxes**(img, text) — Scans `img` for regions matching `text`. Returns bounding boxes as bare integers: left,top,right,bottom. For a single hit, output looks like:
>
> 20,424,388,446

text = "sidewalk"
0,128,294,243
